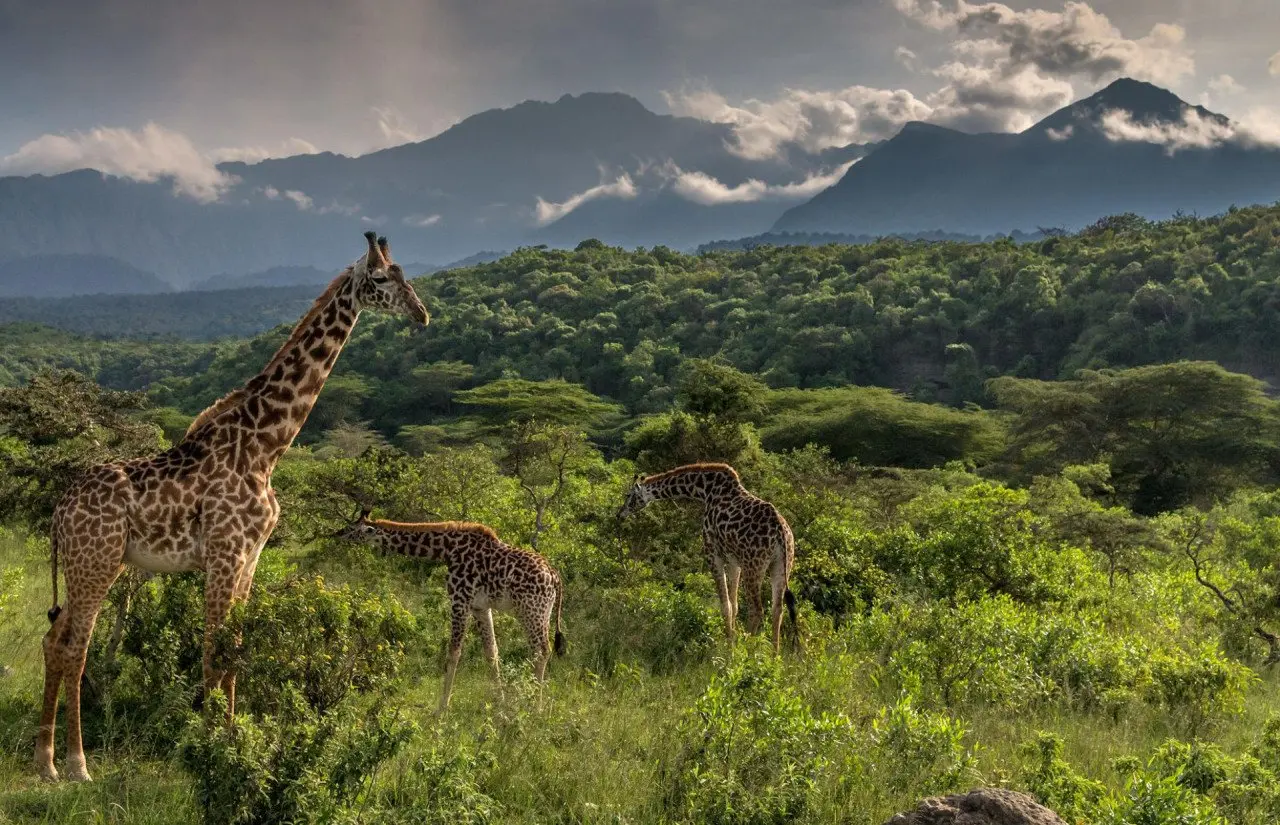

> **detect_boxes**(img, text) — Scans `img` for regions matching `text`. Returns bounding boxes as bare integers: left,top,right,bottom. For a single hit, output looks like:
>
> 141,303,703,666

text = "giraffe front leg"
437,602,470,716
475,607,504,703
59,563,124,783
708,554,735,646
203,550,249,725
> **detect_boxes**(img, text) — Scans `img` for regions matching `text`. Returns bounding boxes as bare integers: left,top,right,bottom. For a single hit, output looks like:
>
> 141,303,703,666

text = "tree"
0,370,165,529
993,362,1280,514
502,421,593,549
455,378,622,433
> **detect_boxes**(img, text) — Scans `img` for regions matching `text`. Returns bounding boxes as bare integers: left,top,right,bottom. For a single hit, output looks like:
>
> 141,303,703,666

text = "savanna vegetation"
4,205,1280,823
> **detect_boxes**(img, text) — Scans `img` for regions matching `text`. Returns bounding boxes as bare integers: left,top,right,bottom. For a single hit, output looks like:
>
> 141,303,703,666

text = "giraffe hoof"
64,758,92,783
36,763,59,783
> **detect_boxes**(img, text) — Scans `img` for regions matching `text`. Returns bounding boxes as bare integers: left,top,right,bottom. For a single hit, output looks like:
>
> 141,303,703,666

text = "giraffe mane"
641,462,741,484
367,519,500,540
261,268,354,369
183,389,247,439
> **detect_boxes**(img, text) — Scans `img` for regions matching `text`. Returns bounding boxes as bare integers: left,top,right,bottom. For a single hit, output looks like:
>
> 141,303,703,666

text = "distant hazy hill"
0,92,856,290
775,79,1280,236
0,254,171,298
695,228,1046,253
0,285,315,339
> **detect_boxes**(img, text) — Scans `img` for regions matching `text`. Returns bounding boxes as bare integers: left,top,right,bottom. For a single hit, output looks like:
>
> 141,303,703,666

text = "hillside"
98,204,1279,427
775,79,1280,236
0,285,318,340
0,93,860,288
0,254,171,298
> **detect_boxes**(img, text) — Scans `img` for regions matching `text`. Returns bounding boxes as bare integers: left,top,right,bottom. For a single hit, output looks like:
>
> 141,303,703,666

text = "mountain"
775,78,1280,236
0,91,860,292
0,254,171,298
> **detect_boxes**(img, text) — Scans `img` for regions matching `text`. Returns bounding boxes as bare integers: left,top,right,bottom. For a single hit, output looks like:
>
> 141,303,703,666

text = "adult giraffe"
36,231,429,782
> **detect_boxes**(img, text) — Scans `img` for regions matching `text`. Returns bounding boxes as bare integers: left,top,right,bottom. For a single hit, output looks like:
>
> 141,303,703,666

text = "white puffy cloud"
889,0,1195,133
0,123,236,202
671,1,1199,151
1045,124,1074,141
927,62,1074,131
403,213,442,227
895,1,1195,85
663,162,854,205
664,85,932,159
533,174,638,225
1101,107,1280,152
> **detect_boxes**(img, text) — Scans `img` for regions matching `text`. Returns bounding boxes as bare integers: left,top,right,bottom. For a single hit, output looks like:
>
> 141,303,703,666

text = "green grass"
4,529,1280,824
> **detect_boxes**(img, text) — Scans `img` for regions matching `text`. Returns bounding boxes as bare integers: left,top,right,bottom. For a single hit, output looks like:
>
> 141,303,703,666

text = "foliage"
0,369,166,528
663,653,845,825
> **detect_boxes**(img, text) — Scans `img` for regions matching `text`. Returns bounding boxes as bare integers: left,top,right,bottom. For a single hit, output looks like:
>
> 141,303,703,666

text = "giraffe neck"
367,525,454,563
645,469,743,506
238,273,361,472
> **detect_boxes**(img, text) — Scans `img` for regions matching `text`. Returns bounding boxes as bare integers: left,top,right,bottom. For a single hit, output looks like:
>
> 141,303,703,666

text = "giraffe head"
352,231,430,325
617,473,656,519
334,506,377,542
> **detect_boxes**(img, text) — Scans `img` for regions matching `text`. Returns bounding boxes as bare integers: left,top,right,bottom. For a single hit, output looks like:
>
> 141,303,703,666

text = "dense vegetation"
5,207,1280,822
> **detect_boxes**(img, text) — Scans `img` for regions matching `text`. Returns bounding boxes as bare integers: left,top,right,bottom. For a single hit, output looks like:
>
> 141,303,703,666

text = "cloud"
895,1,1195,85
1270,52,1280,77
0,123,236,202
533,174,638,225
1208,74,1244,97
895,46,921,71
263,185,316,211
372,106,425,149
210,138,320,164
663,162,854,205
1045,124,1074,141
927,62,1074,131
403,214,442,228
665,85,932,159
888,0,1194,132
1100,108,1280,152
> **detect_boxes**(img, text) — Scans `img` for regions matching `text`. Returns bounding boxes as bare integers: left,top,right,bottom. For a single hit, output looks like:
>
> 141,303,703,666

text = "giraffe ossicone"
619,462,798,654
35,232,428,783
336,511,567,713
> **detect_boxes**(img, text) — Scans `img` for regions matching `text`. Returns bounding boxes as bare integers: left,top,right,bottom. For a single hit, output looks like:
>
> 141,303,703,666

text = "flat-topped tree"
36,232,429,783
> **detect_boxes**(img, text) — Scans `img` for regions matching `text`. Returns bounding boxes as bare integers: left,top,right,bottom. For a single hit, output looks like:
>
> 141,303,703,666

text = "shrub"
663,653,845,825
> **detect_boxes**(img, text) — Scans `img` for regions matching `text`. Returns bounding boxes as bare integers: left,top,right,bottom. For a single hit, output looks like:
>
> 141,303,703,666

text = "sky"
0,0,1277,180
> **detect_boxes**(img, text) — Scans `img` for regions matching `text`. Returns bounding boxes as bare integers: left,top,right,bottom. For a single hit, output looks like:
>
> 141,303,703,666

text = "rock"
884,788,1067,825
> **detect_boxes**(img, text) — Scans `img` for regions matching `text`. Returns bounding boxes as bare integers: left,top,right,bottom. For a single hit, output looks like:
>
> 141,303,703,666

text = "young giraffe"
36,232,429,783
338,510,566,713
618,462,797,653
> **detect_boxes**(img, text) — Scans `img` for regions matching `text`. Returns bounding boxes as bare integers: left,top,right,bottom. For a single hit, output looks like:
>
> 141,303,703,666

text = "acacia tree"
1160,503,1280,665
0,369,165,530
502,420,592,550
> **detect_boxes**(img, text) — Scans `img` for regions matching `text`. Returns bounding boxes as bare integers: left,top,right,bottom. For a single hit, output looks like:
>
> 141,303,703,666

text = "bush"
663,653,846,825
178,689,415,825
582,578,720,676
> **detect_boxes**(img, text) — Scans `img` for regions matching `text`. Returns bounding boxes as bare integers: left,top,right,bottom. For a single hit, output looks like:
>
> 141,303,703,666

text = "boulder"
884,788,1067,825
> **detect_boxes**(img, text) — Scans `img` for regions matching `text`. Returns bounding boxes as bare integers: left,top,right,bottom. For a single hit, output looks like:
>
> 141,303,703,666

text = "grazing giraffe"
337,510,566,713
617,462,797,653
36,232,429,783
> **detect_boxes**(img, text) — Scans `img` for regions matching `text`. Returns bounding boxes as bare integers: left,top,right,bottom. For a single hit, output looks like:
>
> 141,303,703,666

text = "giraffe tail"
553,573,567,657
784,588,797,628
48,532,62,624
